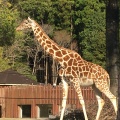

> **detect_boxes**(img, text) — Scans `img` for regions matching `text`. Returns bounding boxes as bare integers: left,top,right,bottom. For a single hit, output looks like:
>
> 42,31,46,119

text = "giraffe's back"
77,60,110,86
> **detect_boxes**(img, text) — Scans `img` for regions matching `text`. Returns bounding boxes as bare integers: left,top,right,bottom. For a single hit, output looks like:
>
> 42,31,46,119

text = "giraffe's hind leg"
95,82,117,115
92,84,105,120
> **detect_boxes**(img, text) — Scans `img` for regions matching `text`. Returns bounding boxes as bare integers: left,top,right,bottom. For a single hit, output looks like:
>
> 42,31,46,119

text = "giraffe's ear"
28,17,32,22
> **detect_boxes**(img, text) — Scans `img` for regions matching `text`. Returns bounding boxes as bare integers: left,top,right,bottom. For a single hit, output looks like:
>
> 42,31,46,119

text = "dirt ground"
86,99,117,120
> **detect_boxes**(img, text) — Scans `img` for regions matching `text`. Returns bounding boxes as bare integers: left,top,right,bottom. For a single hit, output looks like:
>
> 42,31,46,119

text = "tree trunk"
106,0,119,96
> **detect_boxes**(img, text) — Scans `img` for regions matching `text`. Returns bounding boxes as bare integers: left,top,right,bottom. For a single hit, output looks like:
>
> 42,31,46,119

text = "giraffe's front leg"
60,79,68,120
73,81,88,120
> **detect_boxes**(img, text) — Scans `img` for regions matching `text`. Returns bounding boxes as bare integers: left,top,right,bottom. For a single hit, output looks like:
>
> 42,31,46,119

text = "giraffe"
16,17,117,120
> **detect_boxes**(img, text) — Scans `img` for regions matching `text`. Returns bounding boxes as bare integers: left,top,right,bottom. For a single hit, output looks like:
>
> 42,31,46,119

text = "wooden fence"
0,85,105,118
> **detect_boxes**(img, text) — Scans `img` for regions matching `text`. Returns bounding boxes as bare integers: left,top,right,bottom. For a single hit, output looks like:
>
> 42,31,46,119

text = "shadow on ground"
51,110,85,120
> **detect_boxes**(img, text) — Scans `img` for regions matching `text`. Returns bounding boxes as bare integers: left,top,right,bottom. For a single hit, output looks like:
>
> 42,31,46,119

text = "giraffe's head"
16,17,35,31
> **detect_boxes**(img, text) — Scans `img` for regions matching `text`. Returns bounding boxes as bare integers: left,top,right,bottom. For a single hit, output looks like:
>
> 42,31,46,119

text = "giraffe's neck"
31,21,84,68
32,21,64,63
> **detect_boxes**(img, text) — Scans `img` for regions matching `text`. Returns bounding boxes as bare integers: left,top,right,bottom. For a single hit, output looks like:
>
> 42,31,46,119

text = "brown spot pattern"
55,51,62,57
68,59,73,66
49,49,54,55
52,45,59,51
61,50,67,55
63,55,70,61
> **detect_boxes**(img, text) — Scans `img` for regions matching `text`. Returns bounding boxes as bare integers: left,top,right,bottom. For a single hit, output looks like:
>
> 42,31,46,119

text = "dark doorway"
39,104,52,118
20,105,31,118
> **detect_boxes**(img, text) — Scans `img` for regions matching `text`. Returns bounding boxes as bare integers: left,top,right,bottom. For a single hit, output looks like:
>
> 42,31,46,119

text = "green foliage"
18,0,52,23
18,0,75,31
49,0,74,30
0,3,19,46
0,47,11,71
74,0,106,67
